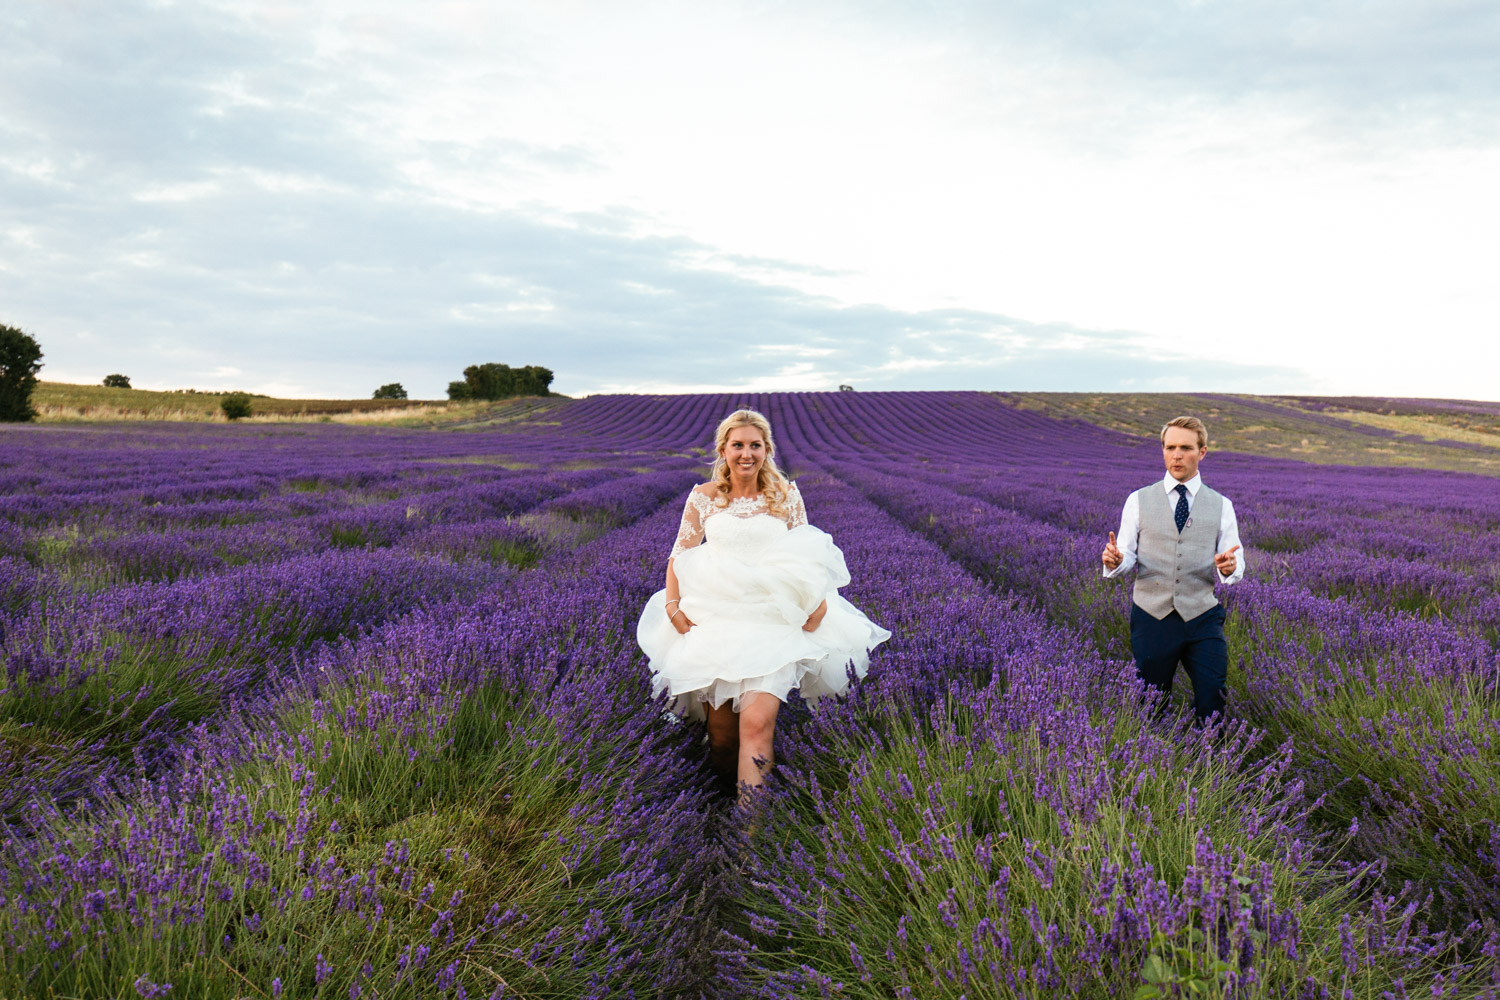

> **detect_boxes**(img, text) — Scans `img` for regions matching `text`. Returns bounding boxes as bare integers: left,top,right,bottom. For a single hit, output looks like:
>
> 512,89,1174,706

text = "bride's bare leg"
704,701,740,788
736,692,781,799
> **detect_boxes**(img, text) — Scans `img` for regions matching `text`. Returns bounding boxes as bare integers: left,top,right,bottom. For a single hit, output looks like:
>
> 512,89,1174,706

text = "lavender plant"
2,391,1498,998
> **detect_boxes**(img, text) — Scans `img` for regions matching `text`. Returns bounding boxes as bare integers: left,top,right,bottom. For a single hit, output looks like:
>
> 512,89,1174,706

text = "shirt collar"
1162,472,1202,496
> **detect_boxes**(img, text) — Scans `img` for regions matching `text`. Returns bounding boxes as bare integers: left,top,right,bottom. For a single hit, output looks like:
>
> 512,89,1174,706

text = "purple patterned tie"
1174,484,1190,533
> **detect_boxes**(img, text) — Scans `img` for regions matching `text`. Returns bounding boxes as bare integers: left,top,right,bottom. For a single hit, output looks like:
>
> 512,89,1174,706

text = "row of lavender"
761,391,1500,924
739,474,1495,997
1,416,740,996
553,390,1500,991
0,419,700,812
4,393,1499,998
690,386,1500,935
4,499,728,996
537,386,1500,989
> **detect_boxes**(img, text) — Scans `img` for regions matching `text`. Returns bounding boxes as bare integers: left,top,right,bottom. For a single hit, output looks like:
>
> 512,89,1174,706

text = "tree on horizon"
447,363,553,401
221,393,252,421
0,324,44,422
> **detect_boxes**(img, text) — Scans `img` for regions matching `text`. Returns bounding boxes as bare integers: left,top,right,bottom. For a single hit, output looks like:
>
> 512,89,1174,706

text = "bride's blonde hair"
710,409,792,517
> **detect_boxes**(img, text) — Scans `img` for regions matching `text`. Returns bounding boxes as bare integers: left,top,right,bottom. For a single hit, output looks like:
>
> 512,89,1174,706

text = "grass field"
32,381,437,420
1285,395,1500,438
34,383,1500,471
29,381,568,425
1001,391,1500,475
30,382,1500,475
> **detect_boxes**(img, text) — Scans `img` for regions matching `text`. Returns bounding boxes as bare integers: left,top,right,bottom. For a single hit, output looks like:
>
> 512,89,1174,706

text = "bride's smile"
722,426,766,492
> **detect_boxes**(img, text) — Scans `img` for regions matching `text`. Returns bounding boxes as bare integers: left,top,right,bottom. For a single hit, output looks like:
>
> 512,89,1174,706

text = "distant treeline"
447,363,554,401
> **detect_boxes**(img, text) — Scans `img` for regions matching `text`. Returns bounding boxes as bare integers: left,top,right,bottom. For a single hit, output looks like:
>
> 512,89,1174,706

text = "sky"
3,0,1498,400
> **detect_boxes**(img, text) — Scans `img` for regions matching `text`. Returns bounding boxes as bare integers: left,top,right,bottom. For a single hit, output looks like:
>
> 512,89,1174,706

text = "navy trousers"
1129,603,1228,723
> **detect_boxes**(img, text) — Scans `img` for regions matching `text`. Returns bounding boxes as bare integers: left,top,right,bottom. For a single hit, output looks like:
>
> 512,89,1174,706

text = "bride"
636,409,891,799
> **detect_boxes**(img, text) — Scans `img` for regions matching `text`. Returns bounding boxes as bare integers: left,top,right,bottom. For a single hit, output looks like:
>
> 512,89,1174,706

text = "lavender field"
2,392,1498,999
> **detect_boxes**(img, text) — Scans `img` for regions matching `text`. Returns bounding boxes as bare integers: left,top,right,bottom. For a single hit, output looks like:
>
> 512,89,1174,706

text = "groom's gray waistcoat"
1133,483,1223,621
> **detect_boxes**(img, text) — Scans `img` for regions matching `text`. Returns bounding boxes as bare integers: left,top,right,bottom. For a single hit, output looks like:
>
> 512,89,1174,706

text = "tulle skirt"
636,524,890,721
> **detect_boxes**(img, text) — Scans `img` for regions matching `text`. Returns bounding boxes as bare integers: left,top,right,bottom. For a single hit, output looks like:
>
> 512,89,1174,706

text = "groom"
1101,416,1244,724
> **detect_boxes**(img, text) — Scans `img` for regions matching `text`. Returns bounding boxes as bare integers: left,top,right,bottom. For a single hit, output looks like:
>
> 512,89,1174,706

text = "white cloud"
1,0,1496,398
752,344,840,359
134,181,224,202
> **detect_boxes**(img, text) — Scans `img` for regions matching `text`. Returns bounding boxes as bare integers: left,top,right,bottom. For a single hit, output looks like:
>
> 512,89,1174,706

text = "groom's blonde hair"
1160,416,1208,449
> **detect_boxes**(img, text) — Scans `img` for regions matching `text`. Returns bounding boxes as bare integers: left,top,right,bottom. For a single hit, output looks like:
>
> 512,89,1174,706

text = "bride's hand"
670,609,696,634
802,600,828,633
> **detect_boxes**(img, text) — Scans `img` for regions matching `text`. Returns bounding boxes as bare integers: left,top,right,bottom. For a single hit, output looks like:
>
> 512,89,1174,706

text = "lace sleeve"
669,490,712,559
784,481,808,527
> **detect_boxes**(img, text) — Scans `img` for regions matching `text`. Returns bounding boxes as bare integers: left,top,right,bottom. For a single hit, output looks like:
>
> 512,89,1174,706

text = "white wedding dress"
637,482,891,721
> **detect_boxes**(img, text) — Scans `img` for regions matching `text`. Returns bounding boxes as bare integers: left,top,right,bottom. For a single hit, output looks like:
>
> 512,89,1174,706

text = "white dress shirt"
1102,473,1245,585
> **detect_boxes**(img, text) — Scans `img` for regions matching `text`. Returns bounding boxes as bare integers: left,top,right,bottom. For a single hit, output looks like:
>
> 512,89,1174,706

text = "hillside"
1000,391,1500,475
28,381,564,425
24,382,1500,475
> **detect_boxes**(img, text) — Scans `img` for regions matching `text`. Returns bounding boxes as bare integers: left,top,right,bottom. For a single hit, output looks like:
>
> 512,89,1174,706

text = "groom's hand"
1214,545,1241,578
1102,531,1122,571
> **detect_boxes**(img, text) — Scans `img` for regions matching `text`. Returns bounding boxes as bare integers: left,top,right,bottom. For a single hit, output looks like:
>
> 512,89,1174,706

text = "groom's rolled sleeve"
1102,493,1139,579
1216,498,1245,586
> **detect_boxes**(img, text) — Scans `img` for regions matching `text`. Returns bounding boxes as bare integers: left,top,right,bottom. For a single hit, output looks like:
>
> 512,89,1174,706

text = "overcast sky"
3,1,1497,399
